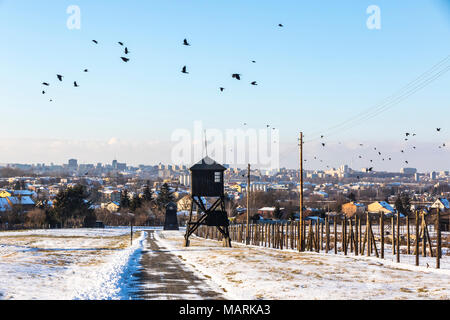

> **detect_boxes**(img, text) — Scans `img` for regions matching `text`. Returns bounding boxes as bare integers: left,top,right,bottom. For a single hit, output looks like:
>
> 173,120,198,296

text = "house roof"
438,198,449,209
7,196,35,206
0,198,10,212
190,156,227,171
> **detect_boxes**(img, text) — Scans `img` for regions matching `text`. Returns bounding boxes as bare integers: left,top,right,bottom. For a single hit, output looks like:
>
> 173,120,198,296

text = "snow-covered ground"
1,227,448,300
0,228,148,300
155,230,450,300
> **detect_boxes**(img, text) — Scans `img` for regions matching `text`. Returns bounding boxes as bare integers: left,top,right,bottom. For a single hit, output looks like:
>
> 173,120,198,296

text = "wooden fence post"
415,210,419,266
436,209,441,269
325,216,330,253
422,213,426,257
359,215,362,255
316,220,320,252
391,216,395,255
406,216,410,255
343,216,347,255
354,216,358,255
334,216,337,254
396,213,400,263
366,212,370,257
320,220,324,251
380,212,384,259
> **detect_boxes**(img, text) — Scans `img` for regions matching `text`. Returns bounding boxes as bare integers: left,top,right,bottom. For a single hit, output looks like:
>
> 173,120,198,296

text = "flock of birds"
302,128,446,177
41,40,131,102
41,23,284,99
181,24,285,91
39,23,446,174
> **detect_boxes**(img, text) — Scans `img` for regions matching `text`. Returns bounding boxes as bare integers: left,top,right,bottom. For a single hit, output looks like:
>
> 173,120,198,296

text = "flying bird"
92,40,98,44
42,82,49,86
219,87,225,92
436,128,441,132
183,39,190,46
278,24,284,27
118,42,124,46
42,91,45,94
232,74,241,80
181,66,188,74
74,81,79,87
84,69,88,72
124,47,129,55
120,57,130,62
321,143,325,147
251,81,258,86
252,60,256,63
57,74,63,81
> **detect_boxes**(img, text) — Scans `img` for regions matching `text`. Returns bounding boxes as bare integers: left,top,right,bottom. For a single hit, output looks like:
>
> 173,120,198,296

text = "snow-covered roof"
378,201,395,212
0,198,10,211
7,196,35,206
438,198,449,209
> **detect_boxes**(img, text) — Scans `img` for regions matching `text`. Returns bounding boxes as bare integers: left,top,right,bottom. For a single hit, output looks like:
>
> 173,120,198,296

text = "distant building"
430,171,437,180
430,198,449,212
116,163,127,170
179,174,191,187
368,201,395,215
102,201,120,212
342,202,366,217
68,159,78,169
257,207,285,219
401,167,417,175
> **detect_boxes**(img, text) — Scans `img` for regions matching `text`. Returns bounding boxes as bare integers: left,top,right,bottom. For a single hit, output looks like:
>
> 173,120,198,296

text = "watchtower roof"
190,156,227,171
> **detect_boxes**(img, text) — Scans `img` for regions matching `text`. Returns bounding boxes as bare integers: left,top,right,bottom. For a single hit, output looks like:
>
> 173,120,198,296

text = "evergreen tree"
273,202,282,220
156,183,175,209
120,189,131,209
394,195,405,215
53,184,93,227
142,181,153,202
130,193,142,212
401,193,412,216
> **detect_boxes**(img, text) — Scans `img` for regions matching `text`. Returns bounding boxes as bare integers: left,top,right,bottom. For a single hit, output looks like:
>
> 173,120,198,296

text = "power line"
305,55,450,143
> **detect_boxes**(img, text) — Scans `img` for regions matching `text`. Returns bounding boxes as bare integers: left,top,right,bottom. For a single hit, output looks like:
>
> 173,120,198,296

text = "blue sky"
0,0,449,171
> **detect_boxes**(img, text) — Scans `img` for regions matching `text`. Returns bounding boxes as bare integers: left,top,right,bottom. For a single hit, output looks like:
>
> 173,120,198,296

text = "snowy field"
155,230,450,300
0,227,149,300
1,227,449,300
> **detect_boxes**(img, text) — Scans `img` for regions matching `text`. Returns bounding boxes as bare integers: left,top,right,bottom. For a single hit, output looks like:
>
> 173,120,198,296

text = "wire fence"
193,211,449,270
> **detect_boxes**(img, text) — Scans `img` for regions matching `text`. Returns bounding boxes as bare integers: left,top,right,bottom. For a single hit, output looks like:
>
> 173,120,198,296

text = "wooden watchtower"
184,156,231,247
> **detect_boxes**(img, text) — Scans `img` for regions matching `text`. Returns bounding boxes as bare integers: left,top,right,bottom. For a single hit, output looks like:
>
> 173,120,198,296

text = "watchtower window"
214,172,221,183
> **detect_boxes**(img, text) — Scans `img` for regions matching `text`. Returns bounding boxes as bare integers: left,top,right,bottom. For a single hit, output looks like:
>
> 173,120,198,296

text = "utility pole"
299,132,304,251
246,163,251,245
